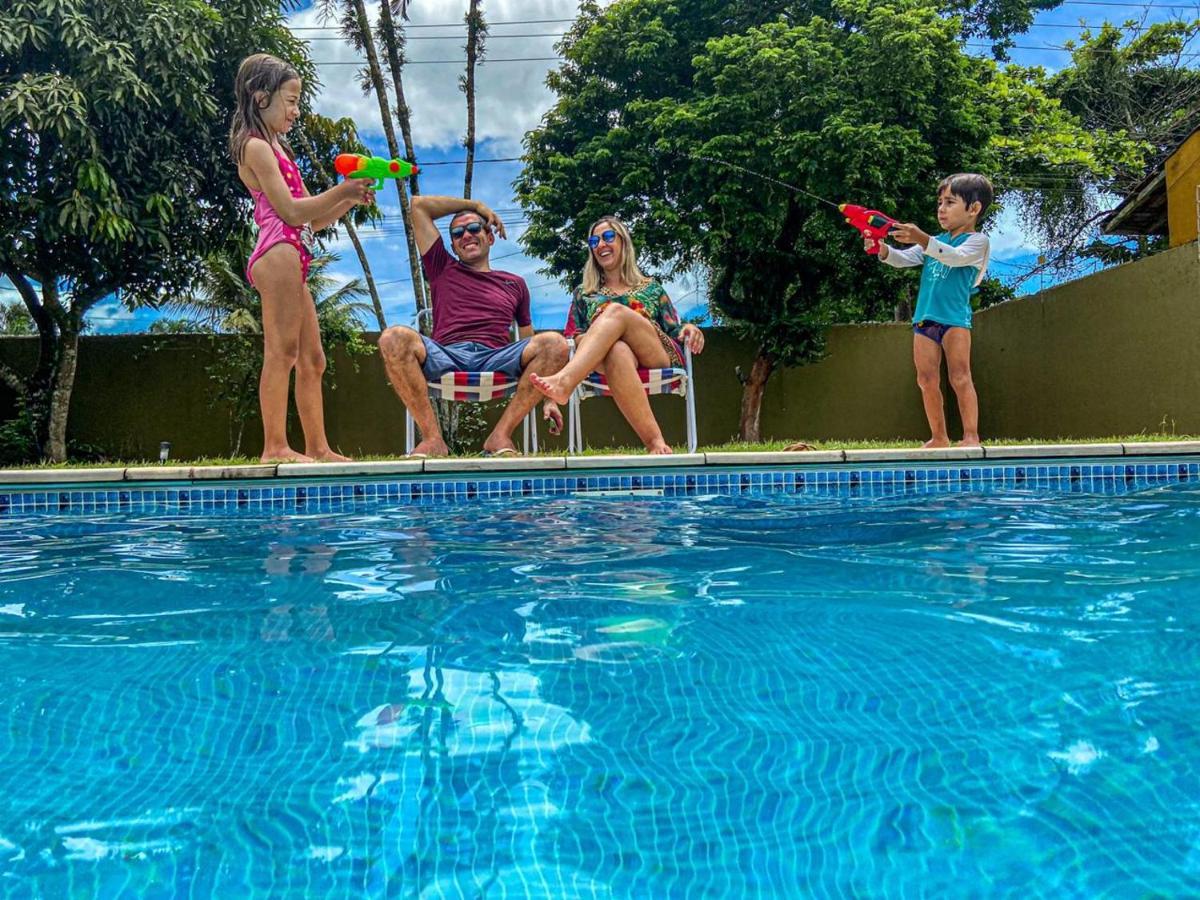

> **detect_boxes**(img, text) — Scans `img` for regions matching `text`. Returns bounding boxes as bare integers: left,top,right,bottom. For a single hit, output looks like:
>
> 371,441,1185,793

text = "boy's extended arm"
879,242,925,268
924,233,990,270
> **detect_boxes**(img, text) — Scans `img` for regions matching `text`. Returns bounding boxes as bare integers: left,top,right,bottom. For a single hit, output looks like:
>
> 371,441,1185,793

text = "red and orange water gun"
334,153,419,190
839,204,899,255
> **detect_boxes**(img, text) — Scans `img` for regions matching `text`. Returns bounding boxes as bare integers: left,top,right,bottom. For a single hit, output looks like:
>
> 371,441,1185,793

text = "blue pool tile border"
0,459,1197,516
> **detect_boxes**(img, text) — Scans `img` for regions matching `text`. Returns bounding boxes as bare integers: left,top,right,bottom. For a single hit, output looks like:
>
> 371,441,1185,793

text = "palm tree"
317,0,429,325
394,1,486,197
461,0,487,198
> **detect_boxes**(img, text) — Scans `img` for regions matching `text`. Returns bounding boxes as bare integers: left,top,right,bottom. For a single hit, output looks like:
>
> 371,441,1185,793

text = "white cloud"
291,0,593,154
987,204,1039,260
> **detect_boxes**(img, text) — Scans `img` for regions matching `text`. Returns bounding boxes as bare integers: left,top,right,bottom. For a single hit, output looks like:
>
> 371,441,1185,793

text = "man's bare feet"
309,449,352,463
959,435,982,448
411,437,450,458
530,372,573,405
481,436,519,456
922,438,951,449
262,447,313,463
647,440,673,455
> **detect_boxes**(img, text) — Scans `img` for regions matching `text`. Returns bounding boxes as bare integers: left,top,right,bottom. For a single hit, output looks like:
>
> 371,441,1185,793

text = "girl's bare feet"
647,440,673,455
530,372,573,405
922,438,950,449
959,435,982,448
262,447,313,463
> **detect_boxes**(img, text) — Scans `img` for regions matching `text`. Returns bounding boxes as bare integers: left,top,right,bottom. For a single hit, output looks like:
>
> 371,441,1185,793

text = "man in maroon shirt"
378,195,568,457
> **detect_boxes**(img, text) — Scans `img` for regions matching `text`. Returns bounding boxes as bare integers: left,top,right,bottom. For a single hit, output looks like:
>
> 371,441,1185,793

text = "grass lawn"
8,433,1199,469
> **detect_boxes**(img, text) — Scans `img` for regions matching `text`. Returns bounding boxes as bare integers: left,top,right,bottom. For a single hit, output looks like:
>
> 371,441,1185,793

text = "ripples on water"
2,484,1200,896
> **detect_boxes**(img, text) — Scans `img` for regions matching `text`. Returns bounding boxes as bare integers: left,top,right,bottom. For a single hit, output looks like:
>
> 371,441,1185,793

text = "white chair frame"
566,339,697,454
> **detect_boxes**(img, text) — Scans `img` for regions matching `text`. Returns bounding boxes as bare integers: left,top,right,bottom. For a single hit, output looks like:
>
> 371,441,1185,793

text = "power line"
418,156,522,166
314,56,559,65
289,18,575,31
302,32,566,41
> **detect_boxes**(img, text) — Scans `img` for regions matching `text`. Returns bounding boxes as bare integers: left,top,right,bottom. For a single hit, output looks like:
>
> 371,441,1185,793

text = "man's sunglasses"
450,222,486,240
587,229,619,249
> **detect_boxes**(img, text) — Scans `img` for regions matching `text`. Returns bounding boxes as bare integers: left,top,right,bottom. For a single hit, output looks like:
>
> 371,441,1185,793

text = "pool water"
2,480,1199,896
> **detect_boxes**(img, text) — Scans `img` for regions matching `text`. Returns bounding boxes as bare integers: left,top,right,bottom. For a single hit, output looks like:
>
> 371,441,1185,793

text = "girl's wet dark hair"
229,53,300,164
938,173,994,221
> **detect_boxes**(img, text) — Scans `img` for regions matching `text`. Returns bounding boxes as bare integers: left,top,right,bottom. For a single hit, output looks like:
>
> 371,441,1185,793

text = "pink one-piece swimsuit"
246,144,313,286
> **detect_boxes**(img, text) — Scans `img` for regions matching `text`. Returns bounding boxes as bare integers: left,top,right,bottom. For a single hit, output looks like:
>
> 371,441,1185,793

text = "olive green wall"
1,243,1197,458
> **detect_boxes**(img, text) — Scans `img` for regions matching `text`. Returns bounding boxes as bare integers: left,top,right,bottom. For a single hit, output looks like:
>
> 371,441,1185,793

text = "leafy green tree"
0,0,314,461
157,242,372,455
518,0,1133,439
0,302,34,336
1015,19,1200,279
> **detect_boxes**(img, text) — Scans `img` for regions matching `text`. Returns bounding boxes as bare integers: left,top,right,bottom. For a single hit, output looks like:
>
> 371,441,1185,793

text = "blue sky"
5,0,1193,333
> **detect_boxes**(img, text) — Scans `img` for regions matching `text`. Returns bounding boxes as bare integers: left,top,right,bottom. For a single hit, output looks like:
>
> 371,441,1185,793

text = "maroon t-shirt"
421,240,531,349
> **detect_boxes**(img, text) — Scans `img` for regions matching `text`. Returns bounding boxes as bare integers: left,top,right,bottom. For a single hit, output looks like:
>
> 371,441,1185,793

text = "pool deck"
2,440,1199,485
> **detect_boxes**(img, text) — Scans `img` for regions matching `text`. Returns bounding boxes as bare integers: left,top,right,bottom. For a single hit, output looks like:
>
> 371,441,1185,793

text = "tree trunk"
46,324,80,462
345,219,386,330
462,0,485,198
738,349,775,442
349,0,428,328
377,0,420,197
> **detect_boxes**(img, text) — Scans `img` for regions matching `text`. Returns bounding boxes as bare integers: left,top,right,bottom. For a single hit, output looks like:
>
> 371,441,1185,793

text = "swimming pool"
2,460,1198,896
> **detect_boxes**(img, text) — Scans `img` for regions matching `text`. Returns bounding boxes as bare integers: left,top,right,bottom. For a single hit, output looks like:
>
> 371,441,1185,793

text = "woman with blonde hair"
531,216,704,454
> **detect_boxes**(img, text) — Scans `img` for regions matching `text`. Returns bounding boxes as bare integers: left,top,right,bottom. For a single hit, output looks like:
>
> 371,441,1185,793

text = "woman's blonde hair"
581,216,647,295
229,53,300,164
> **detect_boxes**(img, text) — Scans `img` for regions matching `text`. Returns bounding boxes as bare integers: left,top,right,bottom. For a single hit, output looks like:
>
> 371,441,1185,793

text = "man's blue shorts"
420,337,531,381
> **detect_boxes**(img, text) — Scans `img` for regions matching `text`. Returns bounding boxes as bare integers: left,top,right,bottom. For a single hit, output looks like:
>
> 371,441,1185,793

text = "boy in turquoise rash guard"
875,173,993,448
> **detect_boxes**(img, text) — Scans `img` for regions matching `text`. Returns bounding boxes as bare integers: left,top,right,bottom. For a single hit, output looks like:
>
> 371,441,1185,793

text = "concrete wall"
2,242,1198,457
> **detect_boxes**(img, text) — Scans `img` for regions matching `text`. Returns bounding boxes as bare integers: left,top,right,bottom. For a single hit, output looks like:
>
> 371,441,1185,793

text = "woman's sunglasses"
587,229,619,249
450,222,486,240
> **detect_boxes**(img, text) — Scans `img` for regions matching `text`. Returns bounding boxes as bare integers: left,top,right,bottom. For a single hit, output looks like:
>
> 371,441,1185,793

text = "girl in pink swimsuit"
230,54,373,463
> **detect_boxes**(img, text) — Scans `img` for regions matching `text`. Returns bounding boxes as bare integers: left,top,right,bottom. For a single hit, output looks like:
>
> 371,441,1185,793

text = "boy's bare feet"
529,372,573,405
922,438,951,449
647,440,673,455
261,447,313,463
959,435,982,448
411,437,450,458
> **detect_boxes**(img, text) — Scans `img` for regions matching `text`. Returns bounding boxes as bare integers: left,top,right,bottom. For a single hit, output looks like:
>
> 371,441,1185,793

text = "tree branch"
1011,207,1118,290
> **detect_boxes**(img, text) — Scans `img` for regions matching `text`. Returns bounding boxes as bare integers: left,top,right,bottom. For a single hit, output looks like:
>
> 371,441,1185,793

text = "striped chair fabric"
577,367,689,398
428,371,518,403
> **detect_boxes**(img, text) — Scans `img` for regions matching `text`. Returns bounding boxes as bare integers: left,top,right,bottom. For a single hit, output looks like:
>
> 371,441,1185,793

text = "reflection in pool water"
1,484,1199,896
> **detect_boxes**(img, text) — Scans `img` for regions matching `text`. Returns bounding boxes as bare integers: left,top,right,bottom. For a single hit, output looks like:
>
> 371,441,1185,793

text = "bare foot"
411,438,450,458
647,440,673,455
959,435,982,448
529,371,573,405
784,442,814,452
309,449,351,462
262,447,313,463
481,436,519,456
922,438,951,449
